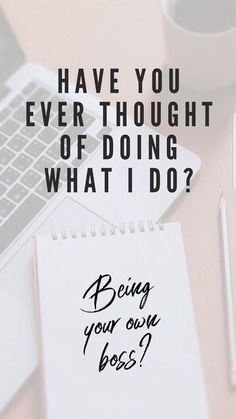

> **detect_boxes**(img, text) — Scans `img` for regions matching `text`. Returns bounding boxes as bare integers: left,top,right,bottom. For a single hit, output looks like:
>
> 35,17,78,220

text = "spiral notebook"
34,221,209,419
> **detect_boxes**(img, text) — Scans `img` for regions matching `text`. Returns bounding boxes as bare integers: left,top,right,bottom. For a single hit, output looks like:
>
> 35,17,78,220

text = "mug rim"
161,0,236,37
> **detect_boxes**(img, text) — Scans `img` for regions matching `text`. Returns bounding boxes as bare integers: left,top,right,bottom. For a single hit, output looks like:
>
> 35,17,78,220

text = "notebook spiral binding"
51,219,164,240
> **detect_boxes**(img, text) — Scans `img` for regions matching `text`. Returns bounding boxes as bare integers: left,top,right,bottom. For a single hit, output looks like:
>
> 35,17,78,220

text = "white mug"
161,0,236,91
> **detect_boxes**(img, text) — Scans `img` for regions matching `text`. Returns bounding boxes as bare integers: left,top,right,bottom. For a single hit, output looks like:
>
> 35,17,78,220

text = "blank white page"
35,222,209,419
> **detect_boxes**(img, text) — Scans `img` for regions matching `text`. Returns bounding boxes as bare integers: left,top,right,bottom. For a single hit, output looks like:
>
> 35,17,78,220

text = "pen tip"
220,192,226,208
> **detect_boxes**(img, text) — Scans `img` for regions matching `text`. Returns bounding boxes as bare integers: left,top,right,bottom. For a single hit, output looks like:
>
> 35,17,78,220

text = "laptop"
0,6,201,411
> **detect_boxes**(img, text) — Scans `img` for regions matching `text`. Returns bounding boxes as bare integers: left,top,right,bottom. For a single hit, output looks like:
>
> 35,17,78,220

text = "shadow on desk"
0,371,41,419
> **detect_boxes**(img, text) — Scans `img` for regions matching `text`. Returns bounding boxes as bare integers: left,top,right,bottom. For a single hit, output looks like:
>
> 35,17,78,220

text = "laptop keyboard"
0,81,112,256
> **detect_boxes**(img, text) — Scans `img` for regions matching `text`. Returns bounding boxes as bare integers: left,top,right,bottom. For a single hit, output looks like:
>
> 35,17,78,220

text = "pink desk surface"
1,1,236,418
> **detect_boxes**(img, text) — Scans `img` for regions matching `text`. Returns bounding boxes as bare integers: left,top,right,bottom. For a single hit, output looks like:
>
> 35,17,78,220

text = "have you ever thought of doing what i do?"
25,68,213,193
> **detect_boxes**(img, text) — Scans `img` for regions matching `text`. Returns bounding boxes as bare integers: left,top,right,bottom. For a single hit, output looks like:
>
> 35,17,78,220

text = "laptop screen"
0,7,25,85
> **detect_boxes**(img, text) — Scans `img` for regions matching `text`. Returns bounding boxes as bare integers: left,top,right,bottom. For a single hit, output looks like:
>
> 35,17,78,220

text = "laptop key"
0,194,46,255
38,127,58,144
62,104,73,125
22,82,37,95
85,135,100,153
9,94,24,109
36,179,62,199
62,115,94,139
21,169,42,188
72,153,88,167
7,134,28,152
50,95,60,113
97,126,112,140
0,183,7,197
0,119,20,136
0,108,11,123
50,116,65,131
46,142,60,160
20,124,41,139
55,162,70,181
0,198,15,218
0,167,20,186
12,106,27,124
7,183,28,203
64,125,83,143
12,153,33,171
63,112,95,136
0,148,16,165
25,140,46,158
33,110,50,125
83,112,95,128
50,103,73,127
0,133,8,146
28,87,51,108
34,155,54,174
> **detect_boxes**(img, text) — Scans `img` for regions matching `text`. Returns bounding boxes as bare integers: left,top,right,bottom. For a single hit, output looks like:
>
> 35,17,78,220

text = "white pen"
220,193,236,386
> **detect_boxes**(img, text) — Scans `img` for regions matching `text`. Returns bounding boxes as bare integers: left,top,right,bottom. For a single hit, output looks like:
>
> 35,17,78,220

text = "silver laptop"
0,8,115,268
